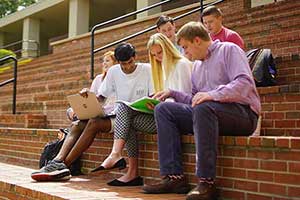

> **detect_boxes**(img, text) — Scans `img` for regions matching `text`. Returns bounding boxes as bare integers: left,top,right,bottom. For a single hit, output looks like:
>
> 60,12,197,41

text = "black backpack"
39,128,82,176
246,48,277,87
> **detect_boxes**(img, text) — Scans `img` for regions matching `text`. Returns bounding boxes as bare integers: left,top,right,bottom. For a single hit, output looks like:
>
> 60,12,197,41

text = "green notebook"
117,97,160,114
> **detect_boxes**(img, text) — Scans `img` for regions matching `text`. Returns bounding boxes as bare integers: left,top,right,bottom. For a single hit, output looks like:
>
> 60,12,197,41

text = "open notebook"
67,92,114,120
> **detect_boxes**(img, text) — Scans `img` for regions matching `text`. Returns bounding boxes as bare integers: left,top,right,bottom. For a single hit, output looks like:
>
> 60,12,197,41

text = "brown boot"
186,182,217,200
142,176,190,194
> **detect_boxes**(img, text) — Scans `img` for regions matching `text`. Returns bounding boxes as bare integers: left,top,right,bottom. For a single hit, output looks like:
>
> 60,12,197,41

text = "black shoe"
107,176,144,186
186,182,217,200
142,176,190,194
90,158,126,173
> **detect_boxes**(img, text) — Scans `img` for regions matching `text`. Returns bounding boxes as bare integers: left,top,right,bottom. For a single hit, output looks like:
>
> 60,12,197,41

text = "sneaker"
142,176,190,194
186,182,217,200
31,160,71,181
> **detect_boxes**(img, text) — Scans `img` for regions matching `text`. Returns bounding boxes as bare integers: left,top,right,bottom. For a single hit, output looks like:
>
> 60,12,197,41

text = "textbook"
117,97,160,114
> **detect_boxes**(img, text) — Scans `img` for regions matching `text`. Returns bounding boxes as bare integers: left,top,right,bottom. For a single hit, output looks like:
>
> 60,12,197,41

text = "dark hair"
156,15,174,28
201,6,222,18
114,42,136,62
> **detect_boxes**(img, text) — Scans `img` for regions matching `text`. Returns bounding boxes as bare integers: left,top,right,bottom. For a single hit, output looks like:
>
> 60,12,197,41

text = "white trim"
50,1,201,46
0,0,64,27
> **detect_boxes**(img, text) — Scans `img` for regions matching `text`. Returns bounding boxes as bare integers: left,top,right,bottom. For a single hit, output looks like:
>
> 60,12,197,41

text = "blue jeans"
154,101,258,178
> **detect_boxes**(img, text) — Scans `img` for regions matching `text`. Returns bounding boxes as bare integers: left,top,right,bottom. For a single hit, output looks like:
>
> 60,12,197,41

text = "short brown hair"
156,15,174,28
201,6,222,18
176,21,210,43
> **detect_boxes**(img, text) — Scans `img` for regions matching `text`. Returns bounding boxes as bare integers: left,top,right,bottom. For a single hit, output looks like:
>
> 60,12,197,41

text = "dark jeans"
154,101,258,178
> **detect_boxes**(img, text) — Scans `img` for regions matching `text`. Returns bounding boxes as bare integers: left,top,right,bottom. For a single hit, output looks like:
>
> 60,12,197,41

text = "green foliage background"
0,0,37,18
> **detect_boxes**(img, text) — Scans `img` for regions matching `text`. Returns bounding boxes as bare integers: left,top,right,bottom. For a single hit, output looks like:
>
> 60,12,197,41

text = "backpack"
246,48,277,87
39,128,82,176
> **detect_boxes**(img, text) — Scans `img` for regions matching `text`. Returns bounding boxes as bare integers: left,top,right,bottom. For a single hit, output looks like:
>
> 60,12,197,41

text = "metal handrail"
90,0,224,80
90,0,173,79
0,56,18,114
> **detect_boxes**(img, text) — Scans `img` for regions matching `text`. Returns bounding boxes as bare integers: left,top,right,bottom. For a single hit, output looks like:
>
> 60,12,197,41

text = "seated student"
201,5,244,49
31,51,117,182
156,15,183,53
142,22,260,200
67,51,117,121
93,33,192,186
31,43,153,182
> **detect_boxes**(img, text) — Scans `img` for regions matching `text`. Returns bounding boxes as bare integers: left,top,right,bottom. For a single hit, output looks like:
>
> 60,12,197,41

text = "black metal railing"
90,0,173,80
90,0,224,79
0,56,18,114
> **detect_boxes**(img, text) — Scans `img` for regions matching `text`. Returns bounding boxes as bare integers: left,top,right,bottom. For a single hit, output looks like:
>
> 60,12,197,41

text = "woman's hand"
79,88,89,98
152,90,171,101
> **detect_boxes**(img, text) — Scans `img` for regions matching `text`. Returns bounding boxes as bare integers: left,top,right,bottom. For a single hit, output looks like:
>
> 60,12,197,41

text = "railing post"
12,57,17,114
91,30,95,80
200,0,204,23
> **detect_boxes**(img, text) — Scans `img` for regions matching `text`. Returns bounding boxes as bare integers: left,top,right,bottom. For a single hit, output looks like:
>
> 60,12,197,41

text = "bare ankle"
109,152,121,159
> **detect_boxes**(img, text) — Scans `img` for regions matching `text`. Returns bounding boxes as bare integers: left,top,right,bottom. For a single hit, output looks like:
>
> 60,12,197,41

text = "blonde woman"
93,33,192,186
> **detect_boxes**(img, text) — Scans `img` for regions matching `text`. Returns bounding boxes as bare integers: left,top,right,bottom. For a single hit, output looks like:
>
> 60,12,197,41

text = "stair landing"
0,162,186,200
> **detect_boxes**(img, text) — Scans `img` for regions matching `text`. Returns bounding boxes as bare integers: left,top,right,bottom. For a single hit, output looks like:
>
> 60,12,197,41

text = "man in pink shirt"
202,5,244,50
142,21,259,200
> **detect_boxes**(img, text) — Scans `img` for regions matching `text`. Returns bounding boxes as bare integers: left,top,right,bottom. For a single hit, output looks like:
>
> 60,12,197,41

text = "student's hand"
67,108,77,121
153,90,171,101
97,95,106,103
145,102,155,111
192,92,213,107
79,88,89,98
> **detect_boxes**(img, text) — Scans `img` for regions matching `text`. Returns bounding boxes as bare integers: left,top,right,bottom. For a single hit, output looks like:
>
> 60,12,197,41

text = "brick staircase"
0,0,300,199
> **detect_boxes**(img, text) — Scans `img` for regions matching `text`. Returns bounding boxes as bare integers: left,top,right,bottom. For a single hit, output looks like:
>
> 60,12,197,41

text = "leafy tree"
0,0,37,18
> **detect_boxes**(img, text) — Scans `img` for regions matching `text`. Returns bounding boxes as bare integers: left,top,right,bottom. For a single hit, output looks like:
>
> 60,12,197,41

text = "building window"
251,0,282,8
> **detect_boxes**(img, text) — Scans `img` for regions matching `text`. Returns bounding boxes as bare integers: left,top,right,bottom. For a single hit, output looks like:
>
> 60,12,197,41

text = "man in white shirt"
99,44,153,102
31,43,153,182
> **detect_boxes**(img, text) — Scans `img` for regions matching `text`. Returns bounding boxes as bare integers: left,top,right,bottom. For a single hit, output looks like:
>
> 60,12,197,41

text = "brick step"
1,100,68,113
0,77,86,103
1,55,90,83
32,88,81,102
258,84,300,136
276,56,300,85
0,79,90,101
0,114,47,128
0,127,300,199
0,48,97,84
0,50,90,82
16,67,89,87
0,163,185,200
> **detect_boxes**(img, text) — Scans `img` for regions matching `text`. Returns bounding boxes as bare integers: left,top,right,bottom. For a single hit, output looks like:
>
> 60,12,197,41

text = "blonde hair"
147,33,182,92
101,50,117,80
176,21,210,44
103,51,117,63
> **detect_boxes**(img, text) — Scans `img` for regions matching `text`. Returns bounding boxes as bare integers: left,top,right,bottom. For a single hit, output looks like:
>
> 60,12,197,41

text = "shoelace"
43,160,65,172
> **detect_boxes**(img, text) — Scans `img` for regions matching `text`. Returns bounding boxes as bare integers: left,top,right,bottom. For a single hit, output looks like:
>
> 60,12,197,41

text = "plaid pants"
114,103,157,157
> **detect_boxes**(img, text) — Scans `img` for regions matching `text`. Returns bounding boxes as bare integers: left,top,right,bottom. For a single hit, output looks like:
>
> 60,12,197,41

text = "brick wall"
0,0,299,130
0,128,299,200
0,114,47,128
259,84,300,136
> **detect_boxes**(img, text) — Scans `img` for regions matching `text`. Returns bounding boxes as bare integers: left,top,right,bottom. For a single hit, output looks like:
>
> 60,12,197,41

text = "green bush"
0,49,16,66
